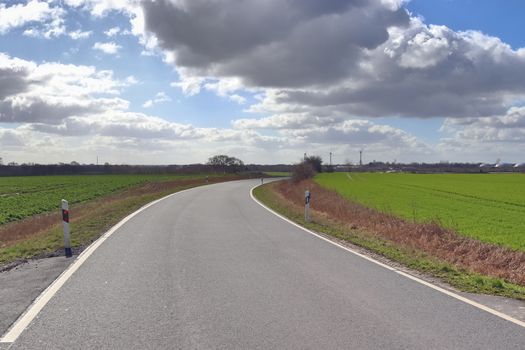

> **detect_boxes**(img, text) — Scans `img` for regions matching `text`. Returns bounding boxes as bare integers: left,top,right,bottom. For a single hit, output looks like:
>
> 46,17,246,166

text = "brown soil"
272,179,525,286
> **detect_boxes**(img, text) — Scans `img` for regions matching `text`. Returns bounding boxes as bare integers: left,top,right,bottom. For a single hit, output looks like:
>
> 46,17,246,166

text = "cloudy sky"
1,0,525,165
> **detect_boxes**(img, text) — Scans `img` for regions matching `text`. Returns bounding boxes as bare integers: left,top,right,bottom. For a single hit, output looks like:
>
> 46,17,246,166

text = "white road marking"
0,186,200,344
3,180,523,345
250,184,525,329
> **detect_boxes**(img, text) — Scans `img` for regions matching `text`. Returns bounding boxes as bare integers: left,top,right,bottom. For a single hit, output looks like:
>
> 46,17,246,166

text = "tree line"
0,155,293,177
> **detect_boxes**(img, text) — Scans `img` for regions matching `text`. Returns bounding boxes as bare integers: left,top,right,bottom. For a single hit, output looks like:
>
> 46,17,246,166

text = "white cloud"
171,76,205,96
28,112,199,139
69,29,92,40
203,77,248,104
442,107,525,143
433,107,525,162
0,0,64,35
234,113,429,153
63,0,135,17
124,75,139,85
104,26,120,37
232,113,344,130
21,13,65,39
93,42,122,55
0,53,129,124
171,75,249,103
228,94,246,104
142,92,171,108
396,25,452,69
0,129,25,148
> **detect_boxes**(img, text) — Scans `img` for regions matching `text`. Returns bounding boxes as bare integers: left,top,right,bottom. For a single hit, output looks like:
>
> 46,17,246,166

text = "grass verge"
253,181,525,300
263,172,291,177
0,175,244,269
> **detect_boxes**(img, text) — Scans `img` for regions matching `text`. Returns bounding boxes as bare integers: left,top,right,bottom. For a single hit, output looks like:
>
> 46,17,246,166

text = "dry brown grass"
0,175,243,249
274,179,525,286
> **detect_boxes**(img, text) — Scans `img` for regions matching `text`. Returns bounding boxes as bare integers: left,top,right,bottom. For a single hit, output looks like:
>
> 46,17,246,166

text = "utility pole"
359,150,363,166
329,152,332,166
304,152,307,161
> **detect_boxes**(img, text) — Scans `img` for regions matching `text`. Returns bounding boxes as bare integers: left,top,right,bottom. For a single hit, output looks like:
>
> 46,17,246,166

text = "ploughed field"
315,173,525,251
0,174,202,225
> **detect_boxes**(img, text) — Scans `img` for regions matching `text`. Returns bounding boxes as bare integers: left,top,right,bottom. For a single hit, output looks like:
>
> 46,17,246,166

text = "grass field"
315,173,525,251
0,174,206,225
0,173,241,266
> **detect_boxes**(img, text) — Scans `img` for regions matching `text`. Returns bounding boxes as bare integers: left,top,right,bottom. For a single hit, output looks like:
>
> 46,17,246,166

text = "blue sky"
407,0,525,48
1,0,525,165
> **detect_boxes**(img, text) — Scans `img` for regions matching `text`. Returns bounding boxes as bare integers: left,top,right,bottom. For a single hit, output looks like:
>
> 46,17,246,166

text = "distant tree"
304,155,323,173
207,155,245,173
0,157,3,166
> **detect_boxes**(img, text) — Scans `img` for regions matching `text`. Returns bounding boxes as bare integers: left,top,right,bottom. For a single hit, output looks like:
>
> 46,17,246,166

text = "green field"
315,173,525,251
0,174,204,225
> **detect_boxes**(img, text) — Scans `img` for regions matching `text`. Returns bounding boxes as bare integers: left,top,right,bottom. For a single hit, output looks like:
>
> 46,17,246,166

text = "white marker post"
61,199,72,258
261,177,264,184
305,190,311,222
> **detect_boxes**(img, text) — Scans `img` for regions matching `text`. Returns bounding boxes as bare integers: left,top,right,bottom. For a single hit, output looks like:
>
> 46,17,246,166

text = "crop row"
0,174,199,225
315,172,525,251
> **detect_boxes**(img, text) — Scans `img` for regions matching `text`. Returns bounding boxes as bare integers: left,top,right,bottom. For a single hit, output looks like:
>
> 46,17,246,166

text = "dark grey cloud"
251,21,525,120
142,0,409,87
141,0,525,121
0,67,31,99
0,98,108,124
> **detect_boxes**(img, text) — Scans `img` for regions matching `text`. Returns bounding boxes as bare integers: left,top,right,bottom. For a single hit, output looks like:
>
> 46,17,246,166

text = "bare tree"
207,155,245,173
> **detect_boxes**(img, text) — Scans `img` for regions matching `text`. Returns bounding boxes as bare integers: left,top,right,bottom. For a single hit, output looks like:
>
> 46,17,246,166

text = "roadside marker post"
305,190,311,222
61,199,72,258
261,177,264,184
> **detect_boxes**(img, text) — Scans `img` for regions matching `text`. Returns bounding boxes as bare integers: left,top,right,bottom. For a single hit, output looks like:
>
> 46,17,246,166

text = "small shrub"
304,155,323,173
292,162,316,183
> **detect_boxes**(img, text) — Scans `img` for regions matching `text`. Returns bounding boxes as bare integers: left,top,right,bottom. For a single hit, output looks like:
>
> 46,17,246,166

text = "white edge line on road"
250,184,525,329
0,185,200,344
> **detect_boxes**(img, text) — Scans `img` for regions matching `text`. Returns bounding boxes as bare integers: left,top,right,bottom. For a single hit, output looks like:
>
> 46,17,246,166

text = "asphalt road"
4,179,525,349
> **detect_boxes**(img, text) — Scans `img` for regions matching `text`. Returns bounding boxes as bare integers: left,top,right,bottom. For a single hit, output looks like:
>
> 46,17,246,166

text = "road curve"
5,179,525,349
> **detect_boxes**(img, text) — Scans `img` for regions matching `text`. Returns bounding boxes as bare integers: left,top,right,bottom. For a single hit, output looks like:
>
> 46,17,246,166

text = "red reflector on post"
62,209,69,223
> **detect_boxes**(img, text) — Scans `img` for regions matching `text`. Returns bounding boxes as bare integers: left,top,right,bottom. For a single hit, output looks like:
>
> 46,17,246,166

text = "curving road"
3,179,525,349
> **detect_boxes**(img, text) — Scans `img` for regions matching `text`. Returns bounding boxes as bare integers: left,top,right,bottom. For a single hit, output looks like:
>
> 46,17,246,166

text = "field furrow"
315,173,525,251
0,174,207,225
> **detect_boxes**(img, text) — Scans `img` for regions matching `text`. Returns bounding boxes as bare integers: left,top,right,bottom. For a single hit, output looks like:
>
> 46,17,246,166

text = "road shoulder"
0,257,73,336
